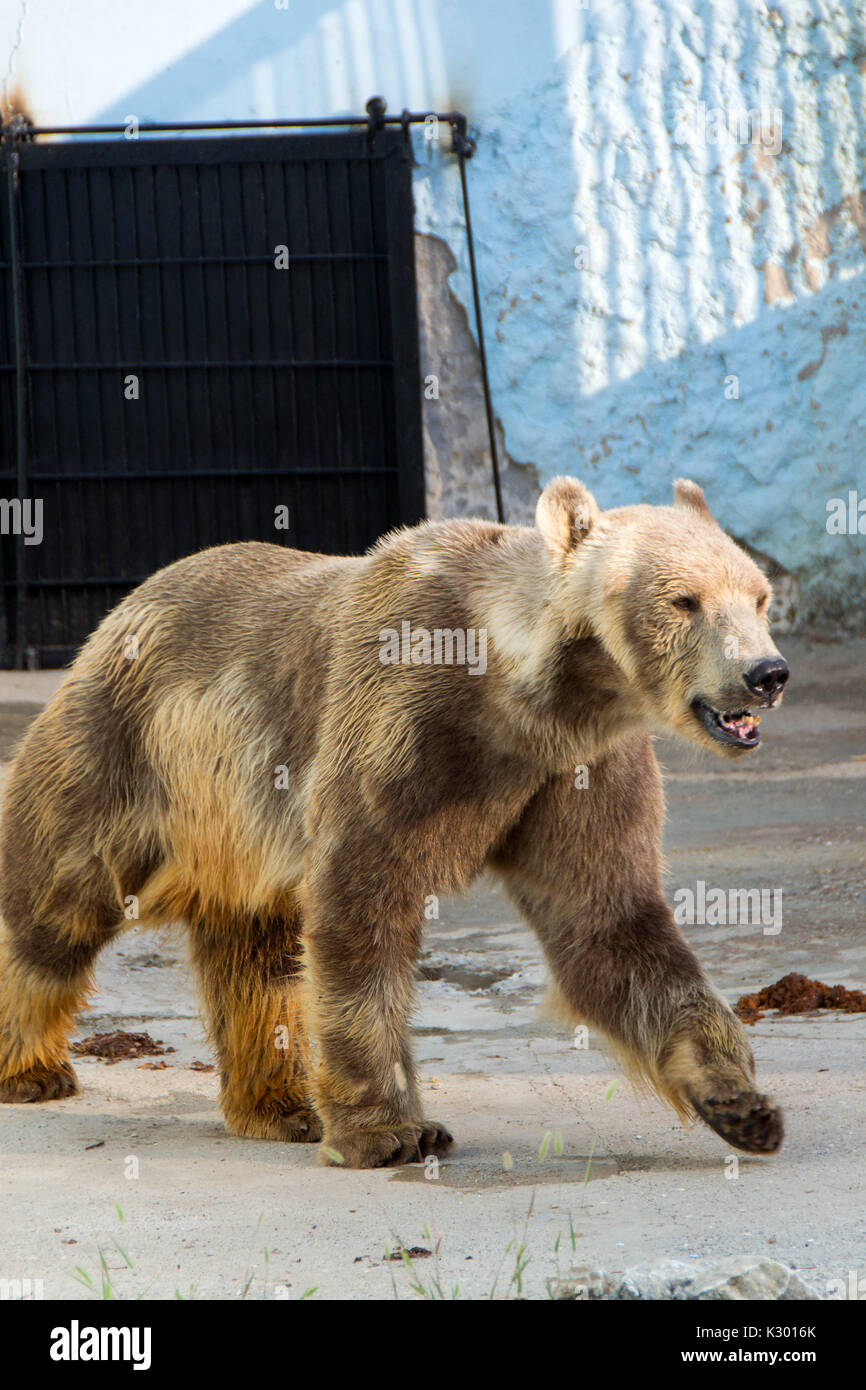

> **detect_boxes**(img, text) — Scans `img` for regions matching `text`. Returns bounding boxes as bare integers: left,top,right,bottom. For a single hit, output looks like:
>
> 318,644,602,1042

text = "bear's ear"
536,477,600,555
673,478,714,520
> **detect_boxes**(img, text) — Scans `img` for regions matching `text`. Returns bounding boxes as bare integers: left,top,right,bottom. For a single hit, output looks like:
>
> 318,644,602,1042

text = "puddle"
418,963,514,991
389,1156,619,1188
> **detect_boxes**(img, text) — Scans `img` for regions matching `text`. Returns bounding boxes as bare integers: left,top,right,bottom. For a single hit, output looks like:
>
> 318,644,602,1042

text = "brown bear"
0,477,789,1167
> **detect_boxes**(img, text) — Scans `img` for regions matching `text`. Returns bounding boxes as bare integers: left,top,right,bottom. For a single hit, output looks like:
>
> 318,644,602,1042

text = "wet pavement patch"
418,962,515,990
389,1156,619,1188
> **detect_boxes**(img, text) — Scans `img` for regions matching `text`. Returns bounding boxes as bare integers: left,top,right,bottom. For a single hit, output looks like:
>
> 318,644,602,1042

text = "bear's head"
536,476,789,757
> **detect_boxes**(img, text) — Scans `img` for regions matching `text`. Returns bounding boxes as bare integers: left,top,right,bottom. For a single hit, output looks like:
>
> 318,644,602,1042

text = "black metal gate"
0,125,424,666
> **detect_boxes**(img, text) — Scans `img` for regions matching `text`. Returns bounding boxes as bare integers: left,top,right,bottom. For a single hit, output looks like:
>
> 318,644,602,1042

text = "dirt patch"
71,1030,175,1063
736,972,866,1023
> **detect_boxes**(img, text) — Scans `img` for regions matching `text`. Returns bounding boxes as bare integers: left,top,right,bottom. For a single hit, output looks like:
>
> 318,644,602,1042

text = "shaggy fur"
0,478,787,1166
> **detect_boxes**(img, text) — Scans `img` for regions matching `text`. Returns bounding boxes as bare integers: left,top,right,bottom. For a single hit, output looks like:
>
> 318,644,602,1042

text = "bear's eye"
672,595,700,613
757,593,769,612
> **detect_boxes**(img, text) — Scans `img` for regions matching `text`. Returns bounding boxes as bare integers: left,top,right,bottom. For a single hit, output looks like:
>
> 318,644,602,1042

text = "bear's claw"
689,1089,784,1154
0,1061,79,1103
377,1120,454,1169
319,1119,454,1169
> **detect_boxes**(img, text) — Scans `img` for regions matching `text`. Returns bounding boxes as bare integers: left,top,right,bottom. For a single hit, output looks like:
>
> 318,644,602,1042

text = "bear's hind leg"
189,907,322,1143
0,903,122,1103
0,673,159,1104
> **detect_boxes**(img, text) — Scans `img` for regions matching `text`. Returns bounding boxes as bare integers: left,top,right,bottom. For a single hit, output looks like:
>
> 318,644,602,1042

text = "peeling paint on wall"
415,233,540,525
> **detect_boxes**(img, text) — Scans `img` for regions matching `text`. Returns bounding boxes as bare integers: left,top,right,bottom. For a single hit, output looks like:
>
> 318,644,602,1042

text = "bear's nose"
744,657,789,702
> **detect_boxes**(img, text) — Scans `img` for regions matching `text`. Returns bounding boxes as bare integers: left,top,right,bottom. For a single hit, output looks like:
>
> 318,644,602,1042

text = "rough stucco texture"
411,1,866,620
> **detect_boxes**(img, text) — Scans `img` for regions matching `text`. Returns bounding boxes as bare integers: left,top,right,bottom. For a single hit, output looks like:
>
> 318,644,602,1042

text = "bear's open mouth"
691,699,762,749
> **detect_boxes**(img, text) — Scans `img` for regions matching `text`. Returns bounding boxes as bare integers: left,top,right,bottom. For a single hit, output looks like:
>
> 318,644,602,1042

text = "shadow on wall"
91,0,456,125
562,267,864,626
87,0,866,619
469,0,866,619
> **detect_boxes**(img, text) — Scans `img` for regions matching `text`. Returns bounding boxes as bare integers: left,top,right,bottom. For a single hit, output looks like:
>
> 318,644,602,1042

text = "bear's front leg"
492,737,783,1155
301,845,453,1169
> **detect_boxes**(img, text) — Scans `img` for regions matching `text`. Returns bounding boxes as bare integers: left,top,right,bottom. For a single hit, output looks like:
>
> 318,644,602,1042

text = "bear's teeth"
719,710,759,734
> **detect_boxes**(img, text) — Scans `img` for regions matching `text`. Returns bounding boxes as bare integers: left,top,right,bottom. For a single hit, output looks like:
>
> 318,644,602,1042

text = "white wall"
3,0,865,617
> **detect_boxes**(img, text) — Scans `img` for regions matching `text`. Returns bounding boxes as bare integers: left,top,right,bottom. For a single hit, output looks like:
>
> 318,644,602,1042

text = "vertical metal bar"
254,159,280,541
381,139,425,530
280,157,303,549
170,161,197,551
107,161,132,592
146,162,176,562
82,164,111,625
5,132,28,666
235,158,258,541
215,160,241,543
129,166,159,579
37,167,69,647
301,159,325,542
456,141,504,524
341,157,366,544
358,149,389,544
322,159,344,548
193,163,221,549
61,166,92,649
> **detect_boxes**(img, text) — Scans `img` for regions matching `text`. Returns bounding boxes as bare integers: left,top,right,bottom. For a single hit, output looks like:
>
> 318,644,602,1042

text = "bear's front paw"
689,1087,784,1154
0,1060,79,1103
319,1119,454,1169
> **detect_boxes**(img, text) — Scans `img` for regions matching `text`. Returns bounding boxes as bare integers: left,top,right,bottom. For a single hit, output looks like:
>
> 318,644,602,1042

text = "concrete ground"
0,635,864,1300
